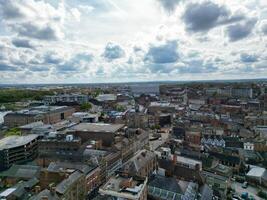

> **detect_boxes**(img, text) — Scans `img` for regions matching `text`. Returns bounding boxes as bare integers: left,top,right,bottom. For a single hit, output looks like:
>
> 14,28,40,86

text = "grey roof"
0,134,38,150
56,171,83,194
71,123,124,133
24,177,39,188
20,121,44,129
246,167,266,178
122,150,155,174
0,164,41,179
47,161,96,174
149,175,183,193
30,189,59,200
200,184,213,200
96,94,117,102
7,106,72,116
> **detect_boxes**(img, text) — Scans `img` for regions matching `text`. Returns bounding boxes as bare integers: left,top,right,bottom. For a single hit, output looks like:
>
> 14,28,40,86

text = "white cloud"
0,0,266,83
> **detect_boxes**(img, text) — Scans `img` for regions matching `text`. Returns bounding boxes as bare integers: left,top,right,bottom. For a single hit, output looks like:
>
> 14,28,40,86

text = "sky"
0,0,267,84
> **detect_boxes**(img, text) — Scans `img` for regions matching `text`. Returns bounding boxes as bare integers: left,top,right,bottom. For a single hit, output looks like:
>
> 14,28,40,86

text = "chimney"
172,154,177,164
120,177,133,188
41,196,49,200
35,186,41,194
51,186,56,195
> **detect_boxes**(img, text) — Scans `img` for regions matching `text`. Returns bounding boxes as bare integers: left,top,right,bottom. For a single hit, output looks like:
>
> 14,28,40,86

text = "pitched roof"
30,189,59,200
173,165,204,185
56,171,83,194
47,161,96,174
200,184,213,200
149,175,183,194
0,164,40,179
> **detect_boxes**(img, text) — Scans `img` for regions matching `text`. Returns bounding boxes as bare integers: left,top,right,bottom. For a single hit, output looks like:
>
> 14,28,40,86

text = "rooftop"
56,171,84,194
176,155,202,167
96,94,117,102
246,166,266,178
100,174,147,198
0,164,40,179
7,106,70,116
0,134,38,150
70,123,124,133
148,175,183,194
47,161,96,174
20,121,44,129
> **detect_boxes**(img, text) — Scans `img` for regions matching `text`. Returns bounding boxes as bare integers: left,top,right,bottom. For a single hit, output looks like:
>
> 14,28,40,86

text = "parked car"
241,192,248,199
242,181,248,189
232,194,241,200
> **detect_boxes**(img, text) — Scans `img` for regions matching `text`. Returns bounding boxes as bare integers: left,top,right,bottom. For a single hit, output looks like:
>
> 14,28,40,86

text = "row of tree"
0,89,54,103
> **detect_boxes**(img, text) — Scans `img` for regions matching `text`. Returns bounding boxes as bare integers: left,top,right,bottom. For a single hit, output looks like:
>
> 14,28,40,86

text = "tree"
5,128,21,137
80,103,92,111
116,105,126,112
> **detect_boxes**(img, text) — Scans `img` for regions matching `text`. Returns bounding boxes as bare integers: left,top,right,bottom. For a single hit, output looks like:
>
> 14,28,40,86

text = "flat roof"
101,175,146,197
7,106,71,116
71,123,124,133
247,167,266,177
96,94,117,101
0,134,38,150
176,155,202,166
20,121,44,129
0,188,16,197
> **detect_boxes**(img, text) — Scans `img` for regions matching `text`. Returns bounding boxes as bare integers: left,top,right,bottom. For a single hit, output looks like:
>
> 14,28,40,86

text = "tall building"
231,88,253,98
43,94,89,105
0,134,38,171
4,106,75,127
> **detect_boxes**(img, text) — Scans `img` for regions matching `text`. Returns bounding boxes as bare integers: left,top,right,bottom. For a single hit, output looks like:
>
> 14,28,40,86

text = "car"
241,192,248,199
231,177,236,181
232,194,241,200
232,194,241,199
242,181,248,188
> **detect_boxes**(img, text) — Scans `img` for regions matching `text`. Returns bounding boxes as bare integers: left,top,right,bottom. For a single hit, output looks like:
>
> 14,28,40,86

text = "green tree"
80,102,92,111
5,128,21,137
116,105,126,112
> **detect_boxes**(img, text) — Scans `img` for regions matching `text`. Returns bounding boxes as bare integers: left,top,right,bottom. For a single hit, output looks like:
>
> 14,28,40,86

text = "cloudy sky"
0,0,267,84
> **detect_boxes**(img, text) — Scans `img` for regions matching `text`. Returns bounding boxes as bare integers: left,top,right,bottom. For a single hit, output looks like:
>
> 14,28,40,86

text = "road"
232,182,266,200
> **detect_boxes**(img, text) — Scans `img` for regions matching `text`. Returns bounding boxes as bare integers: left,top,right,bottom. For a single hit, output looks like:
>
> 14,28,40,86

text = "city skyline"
0,0,267,84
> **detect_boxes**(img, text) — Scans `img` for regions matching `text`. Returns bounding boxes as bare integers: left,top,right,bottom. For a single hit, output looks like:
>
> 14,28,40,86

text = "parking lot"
232,181,266,200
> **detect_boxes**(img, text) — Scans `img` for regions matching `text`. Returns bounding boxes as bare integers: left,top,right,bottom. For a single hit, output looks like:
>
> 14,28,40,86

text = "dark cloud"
133,46,143,52
54,53,93,73
0,62,19,71
102,42,125,60
255,61,267,69
11,22,60,41
74,53,93,62
29,66,50,72
158,0,181,14
0,1,25,19
145,40,179,64
12,38,35,49
178,60,218,74
44,52,63,64
261,23,267,35
240,53,258,63
226,18,257,42
56,63,78,72
182,1,244,33
147,63,176,73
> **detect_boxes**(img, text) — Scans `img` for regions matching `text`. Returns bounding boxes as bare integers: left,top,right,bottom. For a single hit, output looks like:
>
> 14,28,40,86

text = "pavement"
232,181,266,200
149,129,170,151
